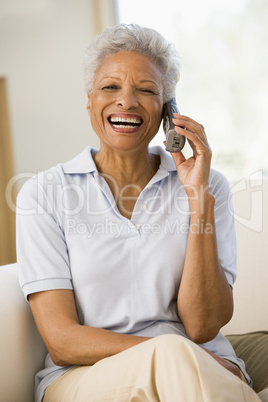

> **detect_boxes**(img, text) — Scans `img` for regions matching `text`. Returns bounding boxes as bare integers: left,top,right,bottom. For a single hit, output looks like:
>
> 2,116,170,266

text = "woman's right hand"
29,289,148,366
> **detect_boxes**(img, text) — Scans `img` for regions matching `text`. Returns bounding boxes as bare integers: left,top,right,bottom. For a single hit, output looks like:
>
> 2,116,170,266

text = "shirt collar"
150,145,177,173
62,145,177,175
62,147,98,174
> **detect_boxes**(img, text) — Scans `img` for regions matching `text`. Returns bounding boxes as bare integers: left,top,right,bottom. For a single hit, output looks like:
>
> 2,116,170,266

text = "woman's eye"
102,85,119,91
139,88,155,94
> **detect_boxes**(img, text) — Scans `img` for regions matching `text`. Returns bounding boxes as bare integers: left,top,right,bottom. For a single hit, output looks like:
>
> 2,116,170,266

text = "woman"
17,24,261,401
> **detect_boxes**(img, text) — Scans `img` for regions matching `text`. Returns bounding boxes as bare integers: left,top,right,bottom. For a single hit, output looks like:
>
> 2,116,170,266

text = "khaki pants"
44,334,261,402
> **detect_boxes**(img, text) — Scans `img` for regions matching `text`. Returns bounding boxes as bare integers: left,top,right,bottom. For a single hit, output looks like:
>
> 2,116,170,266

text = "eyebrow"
99,77,160,87
139,79,160,86
99,76,120,81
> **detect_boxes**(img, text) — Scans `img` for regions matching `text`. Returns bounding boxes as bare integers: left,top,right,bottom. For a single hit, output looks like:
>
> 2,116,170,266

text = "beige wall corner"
0,78,16,265
90,0,118,36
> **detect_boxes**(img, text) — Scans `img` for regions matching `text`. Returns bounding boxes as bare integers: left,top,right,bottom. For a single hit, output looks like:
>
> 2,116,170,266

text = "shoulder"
17,165,64,205
17,146,97,201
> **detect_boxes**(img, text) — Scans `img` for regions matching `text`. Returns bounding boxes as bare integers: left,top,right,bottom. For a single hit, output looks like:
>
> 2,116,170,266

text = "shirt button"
135,223,141,230
141,204,147,211
46,172,54,181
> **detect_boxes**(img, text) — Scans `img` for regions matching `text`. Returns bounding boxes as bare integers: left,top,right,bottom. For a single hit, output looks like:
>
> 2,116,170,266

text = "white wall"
0,0,116,183
222,179,268,334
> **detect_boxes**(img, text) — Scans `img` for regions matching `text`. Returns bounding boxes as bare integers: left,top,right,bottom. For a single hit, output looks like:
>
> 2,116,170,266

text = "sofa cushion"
257,387,268,402
226,331,268,393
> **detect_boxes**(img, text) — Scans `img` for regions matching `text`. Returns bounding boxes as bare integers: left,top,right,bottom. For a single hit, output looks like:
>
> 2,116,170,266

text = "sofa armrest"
226,331,268,394
0,263,47,402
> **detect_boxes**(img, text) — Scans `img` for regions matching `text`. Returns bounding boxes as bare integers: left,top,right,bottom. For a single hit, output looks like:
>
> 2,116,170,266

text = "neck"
93,146,159,188
93,145,160,219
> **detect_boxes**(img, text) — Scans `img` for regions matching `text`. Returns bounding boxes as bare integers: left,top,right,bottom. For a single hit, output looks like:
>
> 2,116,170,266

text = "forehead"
95,51,163,83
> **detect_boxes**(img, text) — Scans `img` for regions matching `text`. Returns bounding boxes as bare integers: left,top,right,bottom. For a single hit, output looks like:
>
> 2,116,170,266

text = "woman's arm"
170,114,234,344
177,187,233,343
29,289,149,366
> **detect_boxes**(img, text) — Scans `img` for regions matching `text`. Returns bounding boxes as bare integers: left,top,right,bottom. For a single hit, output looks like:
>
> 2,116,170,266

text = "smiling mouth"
108,116,143,130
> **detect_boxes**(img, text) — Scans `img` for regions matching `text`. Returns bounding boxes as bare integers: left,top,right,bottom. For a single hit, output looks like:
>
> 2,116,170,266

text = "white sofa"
0,179,267,402
0,262,47,402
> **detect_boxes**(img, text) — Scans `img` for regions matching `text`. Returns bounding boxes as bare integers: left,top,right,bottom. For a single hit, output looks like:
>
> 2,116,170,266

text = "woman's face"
87,51,164,153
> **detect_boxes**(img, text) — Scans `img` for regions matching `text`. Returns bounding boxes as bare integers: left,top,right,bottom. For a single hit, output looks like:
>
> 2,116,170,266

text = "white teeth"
113,125,134,129
110,116,141,124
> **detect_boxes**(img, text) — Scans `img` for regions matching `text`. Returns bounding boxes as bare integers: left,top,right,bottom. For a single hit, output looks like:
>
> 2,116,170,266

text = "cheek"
87,105,101,132
88,95,104,121
150,101,164,126
90,112,106,133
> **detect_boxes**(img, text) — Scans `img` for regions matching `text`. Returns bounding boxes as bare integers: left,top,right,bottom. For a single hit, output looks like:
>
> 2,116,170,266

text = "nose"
116,88,139,109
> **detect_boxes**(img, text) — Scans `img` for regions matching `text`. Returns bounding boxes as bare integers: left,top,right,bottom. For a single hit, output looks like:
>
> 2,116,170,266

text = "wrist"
186,185,215,215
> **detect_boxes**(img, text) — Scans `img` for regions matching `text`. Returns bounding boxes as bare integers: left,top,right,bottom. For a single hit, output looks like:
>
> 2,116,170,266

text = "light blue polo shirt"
16,146,251,401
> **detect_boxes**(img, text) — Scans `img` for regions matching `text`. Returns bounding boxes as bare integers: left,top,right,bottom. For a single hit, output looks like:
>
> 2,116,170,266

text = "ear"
86,94,91,116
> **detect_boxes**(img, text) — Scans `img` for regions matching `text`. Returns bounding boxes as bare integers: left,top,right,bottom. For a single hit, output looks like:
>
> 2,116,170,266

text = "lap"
44,334,260,402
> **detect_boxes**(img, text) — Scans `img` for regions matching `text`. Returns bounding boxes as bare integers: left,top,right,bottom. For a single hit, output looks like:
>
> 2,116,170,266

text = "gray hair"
84,24,181,103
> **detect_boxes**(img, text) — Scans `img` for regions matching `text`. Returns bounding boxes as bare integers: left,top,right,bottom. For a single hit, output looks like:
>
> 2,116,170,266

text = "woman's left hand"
201,347,245,381
169,114,212,192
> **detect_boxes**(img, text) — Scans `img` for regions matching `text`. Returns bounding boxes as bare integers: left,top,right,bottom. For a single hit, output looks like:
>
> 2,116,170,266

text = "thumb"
170,150,186,167
163,140,186,167
163,140,185,166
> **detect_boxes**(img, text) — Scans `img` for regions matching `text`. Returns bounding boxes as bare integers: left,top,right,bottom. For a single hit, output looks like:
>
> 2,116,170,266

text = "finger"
173,113,204,128
173,114,208,143
175,126,212,164
173,118,206,141
187,138,197,157
174,125,208,152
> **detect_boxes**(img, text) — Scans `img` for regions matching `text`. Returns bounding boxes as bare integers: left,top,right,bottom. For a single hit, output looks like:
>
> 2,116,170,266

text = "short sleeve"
16,172,73,300
210,170,237,287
